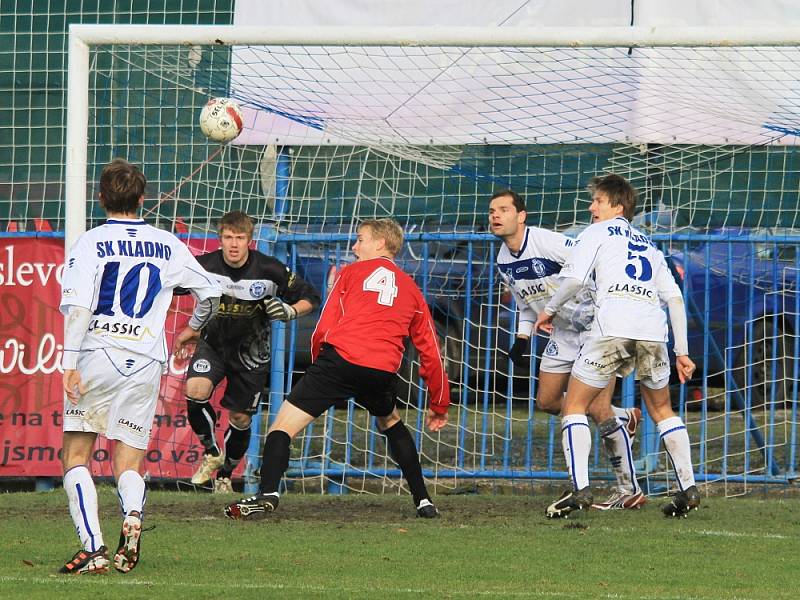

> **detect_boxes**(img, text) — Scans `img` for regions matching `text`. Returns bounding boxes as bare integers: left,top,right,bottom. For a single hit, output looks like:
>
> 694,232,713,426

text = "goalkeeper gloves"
263,297,298,321
506,336,530,367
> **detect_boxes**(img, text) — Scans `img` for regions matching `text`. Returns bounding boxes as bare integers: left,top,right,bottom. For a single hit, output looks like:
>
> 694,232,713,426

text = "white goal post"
64,24,800,496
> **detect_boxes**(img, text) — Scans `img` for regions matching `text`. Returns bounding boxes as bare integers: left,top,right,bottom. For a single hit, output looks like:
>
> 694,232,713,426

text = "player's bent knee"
641,376,670,391
535,395,562,415
185,377,213,400
376,410,401,432
61,432,97,471
228,411,251,429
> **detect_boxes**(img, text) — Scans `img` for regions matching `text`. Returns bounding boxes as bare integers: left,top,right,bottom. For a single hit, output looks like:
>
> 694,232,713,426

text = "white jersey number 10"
363,266,398,306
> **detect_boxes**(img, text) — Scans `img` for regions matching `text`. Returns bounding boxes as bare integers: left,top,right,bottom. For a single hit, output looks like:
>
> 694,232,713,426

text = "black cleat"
59,546,109,575
546,487,593,519
416,498,440,518
224,493,280,520
662,485,701,518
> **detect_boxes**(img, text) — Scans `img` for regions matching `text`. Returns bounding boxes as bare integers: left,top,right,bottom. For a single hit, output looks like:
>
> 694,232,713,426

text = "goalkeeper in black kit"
174,211,320,492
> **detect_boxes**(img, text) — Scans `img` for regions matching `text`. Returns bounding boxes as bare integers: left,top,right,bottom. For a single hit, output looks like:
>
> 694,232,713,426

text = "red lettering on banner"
0,237,235,479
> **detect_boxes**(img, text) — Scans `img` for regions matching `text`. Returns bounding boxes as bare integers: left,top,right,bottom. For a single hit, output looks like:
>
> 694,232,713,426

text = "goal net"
65,26,800,497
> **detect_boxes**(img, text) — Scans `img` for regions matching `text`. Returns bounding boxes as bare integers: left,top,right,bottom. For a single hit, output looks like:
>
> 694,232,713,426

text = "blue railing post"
244,147,292,495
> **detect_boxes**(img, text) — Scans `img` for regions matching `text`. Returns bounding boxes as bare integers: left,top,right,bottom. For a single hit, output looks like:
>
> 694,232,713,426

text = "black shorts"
187,340,267,415
287,345,397,418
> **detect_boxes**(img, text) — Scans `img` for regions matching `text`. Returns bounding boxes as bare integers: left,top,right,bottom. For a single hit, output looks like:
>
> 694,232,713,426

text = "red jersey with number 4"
311,257,450,414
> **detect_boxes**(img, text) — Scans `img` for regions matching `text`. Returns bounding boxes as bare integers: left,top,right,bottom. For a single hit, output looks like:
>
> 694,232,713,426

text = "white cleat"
191,452,225,485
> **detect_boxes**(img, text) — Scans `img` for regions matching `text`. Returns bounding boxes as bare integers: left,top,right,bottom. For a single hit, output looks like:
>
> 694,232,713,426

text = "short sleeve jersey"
496,226,594,334
562,217,682,342
311,257,450,414
195,249,320,368
60,218,220,363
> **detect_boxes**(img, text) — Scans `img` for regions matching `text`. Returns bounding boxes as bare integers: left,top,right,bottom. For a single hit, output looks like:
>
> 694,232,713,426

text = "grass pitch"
1,487,798,599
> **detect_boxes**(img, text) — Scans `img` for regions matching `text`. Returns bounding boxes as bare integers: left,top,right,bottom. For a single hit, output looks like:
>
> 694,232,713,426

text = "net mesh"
68,37,800,495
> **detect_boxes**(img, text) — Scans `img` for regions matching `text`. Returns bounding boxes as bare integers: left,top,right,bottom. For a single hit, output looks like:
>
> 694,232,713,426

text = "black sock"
259,430,291,495
186,397,219,455
383,420,429,506
218,422,251,478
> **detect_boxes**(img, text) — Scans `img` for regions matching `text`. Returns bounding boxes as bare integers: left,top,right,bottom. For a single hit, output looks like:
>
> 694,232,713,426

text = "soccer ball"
199,97,243,143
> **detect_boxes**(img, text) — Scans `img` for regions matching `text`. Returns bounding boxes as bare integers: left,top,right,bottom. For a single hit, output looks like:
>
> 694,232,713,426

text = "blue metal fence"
244,232,800,494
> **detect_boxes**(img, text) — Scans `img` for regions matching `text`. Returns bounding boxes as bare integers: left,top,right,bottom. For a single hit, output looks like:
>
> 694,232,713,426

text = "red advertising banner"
0,236,236,479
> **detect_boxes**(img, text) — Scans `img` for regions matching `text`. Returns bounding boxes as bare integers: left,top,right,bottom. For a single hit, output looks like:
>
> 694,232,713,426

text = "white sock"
117,469,146,518
561,414,591,490
612,406,629,422
600,421,640,495
657,416,696,490
64,465,104,551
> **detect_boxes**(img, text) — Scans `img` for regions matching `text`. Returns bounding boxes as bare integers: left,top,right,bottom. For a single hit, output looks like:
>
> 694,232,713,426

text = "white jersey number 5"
363,266,398,306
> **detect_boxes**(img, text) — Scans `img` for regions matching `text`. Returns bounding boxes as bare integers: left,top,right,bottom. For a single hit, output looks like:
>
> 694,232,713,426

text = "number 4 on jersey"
363,266,398,306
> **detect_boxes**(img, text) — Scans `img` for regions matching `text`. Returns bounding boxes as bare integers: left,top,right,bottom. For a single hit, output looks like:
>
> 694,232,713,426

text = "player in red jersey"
224,219,450,520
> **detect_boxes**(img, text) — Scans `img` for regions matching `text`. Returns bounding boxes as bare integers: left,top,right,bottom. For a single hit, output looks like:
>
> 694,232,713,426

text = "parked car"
666,228,799,407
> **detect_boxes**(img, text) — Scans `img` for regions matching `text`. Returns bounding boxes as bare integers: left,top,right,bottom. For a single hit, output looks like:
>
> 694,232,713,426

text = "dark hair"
489,189,526,213
99,159,146,214
588,174,637,221
218,210,255,238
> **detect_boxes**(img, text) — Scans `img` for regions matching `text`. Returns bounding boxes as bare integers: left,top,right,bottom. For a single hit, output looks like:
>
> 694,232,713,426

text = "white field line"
0,575,757,600
597,525,788,540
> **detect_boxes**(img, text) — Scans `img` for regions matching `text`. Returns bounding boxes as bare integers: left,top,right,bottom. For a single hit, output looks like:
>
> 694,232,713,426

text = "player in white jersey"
490,190,643,510
535,174,699,519
58,159,221,575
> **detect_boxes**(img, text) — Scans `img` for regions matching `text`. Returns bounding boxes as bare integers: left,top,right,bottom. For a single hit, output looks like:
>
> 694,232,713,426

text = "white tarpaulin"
230,1,800,146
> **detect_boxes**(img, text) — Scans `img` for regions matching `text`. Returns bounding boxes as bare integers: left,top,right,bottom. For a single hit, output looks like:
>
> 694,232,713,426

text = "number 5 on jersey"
363,266,398,306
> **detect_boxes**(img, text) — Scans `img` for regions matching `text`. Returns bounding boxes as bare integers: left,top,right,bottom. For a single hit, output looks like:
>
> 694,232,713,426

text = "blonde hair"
359,218,404,256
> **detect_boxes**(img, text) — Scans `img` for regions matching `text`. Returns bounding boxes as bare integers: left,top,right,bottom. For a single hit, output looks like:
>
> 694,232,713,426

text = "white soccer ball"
199,97,243,143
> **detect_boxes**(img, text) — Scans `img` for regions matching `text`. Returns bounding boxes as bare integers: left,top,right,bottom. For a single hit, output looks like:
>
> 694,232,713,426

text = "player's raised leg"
112,443,147,573
588,381,645,510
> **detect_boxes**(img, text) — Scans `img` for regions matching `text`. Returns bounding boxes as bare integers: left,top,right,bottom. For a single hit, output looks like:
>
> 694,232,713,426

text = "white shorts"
571,336,670,390
540,327,586,374
63,348,163,450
